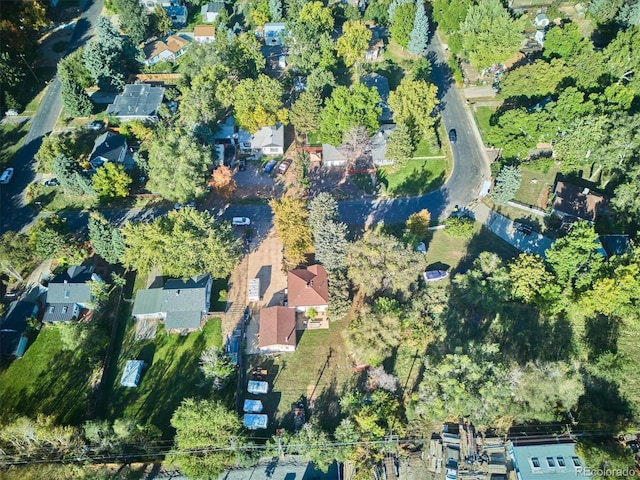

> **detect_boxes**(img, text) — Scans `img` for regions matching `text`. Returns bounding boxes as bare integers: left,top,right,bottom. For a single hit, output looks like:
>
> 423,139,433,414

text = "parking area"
233,161,282,199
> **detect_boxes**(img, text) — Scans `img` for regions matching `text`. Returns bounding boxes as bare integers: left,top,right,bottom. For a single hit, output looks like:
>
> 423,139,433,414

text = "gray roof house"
201,1,224,22
165,5,188,26
263,22,286,46
43,266,103,323
371,124,396,166
132,274,213,333
321,144,348,167
89,132,129,170
106,83,165,122
0,301,38,358
361,73,392,123
251,124,284,155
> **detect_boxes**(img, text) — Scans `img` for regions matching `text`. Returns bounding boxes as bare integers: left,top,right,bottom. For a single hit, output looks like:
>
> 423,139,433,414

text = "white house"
250,124,284,155
193,24,216,43
143,35,189,66
200,1,224,23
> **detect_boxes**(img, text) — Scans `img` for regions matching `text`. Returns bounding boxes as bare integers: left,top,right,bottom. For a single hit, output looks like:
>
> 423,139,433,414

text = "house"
143,35,189,66
193,24,216,43
365,26,384,61
533,13,550,28
165,5,188,26
214,116,237,144
89,131,128,170
287,264,329,313
371,124,396,166
251,124,285,155
259,306,296,353
551,181,608,224
321,144,347,167
263,22,286,46
43,266,102,323
121,360,144,387
139,0,179,12
508,440,590,480
0,301,38,358
132,274,213,333
201,1,224,23
361,72,392,123
106,83,165,122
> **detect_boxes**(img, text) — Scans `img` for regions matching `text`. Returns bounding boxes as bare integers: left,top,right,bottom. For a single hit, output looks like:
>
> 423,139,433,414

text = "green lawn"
26,183,98,212
413,135,442,158
473,106,497,144
0,121,30,168
0,324,104,426
306,131,321,146
102,313,223,437
513,164,559,208
379,157,449,197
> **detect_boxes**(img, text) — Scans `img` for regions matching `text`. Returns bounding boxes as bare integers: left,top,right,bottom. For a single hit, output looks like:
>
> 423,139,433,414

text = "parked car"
424,269,449,282
277,159,292,175
0,168,14,184
232,217,251,226
87,121,103,131
238,159,247,171
448,129,457,143
263,160,278,174
43,178,60,186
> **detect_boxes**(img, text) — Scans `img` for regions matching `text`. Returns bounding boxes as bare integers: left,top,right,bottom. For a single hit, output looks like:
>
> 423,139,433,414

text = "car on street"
424,269,449,282
0,168,14,184
448,129,457,143
232,217,251,226
277,159,292,175
263,160,278,174
43,178,60,186
87,121,103,131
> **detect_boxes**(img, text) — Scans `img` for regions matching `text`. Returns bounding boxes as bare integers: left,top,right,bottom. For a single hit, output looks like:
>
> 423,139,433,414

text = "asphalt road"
0,0,104,234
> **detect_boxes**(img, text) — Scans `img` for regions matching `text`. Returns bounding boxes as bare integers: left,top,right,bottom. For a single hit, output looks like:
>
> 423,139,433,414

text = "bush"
444,216,475,239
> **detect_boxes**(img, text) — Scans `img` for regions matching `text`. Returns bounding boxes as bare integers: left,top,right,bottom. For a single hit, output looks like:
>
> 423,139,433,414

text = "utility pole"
19,53,40,83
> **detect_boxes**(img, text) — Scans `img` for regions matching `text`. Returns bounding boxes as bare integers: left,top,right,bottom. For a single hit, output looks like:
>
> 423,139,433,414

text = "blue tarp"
243,399,264,413
243,414,268,430
247,380,269,394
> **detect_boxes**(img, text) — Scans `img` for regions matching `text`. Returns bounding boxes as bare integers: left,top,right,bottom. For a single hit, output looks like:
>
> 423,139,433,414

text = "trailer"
248,278,261,302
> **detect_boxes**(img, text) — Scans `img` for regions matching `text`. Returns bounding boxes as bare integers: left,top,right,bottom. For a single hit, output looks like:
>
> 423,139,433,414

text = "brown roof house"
551,181,608,225
287,264,329,329
143,35,190,66
259,306,296,353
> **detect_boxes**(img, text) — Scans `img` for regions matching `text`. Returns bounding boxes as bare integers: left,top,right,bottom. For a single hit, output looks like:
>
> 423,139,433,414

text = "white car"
0,168,14,184
87,121,103,131
232,217,251,226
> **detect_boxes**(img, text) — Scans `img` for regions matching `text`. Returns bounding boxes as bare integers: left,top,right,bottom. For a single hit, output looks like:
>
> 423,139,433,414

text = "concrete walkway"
471,202,554,258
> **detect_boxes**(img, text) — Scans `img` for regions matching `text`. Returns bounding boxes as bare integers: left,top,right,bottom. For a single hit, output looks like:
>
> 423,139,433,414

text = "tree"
88,212,126,264
444,215,475,238
507,253,557,304
390,3,416,49
151,5,172,36
52,154,95,197
0,232,33,282
336,20,372,68
199,347,235,390
386,122,415,163
577,440,636,475
431,0,473,33
121,208,241,277
269,197,313,266
327,269,352,321
459,0,526,71
543,22,589,59
298,1,334,32
388,77,439,138
147,128,212,203
92,163,132,201
115,0,149,44
82,16,127,90
347,230,424,296
268,0,283,21
306,68,336,97
290,91,322,136
308,193,349,272
408,1,429,55
179,65,233,126
249,0,271,27
60,78,93,117
344,302,402,365
617,2,640,28
339,125,373,169
233,75,286,133
589,0,624,23
28,216,70,260
170,399,244,478
406,209,431,238
498,58,569,100
491,165,521,205
579,263,640,318
36,132,78,173
318,84,381,145
208,166,237,199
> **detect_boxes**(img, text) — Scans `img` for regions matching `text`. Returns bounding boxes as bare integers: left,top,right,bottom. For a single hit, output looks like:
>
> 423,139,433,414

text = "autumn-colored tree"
406,209,431,238
269,197,313,267
208,166,237,199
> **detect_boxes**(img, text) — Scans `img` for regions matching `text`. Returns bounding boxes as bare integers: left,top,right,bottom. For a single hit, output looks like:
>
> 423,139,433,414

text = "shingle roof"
0,301,37,357
106,83,165,120
361,73,390,100
132,289,164,316
45,266,95,305
259,306,296,349
194,25,216,38
251,124,284,149
201,1,224,13
166,35,189,53
552,181,608,223
287,265,329,308
43,302,78,322
322,144,347,163
89,131,127,166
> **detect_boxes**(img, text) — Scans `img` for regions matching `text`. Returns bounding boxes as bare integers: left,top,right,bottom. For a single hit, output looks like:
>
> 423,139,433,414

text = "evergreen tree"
60,79,93,117
390,2,416,49
116,0,149,44
83,17,127,90
408,1,429,55
269,0,283,21
386,122,415,163
88,213,125,264
491,165,521,205
52,154,95,197
308,193,349,273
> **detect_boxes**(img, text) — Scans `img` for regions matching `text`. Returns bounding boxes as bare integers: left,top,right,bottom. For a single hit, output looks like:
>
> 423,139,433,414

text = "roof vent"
582,187,590,195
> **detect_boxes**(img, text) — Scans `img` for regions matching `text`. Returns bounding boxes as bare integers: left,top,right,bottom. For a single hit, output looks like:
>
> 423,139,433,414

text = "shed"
243,399,264,413
121,360,144,387
247,380,269,394
243,414,268,430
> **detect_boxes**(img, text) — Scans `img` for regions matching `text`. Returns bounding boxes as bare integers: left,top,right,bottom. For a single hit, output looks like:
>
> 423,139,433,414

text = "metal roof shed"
243,414,268,430
247,380,269,394
121,360,144,387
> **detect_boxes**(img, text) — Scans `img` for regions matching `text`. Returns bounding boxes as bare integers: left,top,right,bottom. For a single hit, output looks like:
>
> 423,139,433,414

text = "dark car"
515,222,533,235
43,178,60,186
448,129,457,143
263,160,278,174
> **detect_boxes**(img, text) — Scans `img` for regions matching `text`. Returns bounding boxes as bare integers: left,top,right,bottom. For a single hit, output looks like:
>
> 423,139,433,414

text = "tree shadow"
584,314,619,359
576,375,633,429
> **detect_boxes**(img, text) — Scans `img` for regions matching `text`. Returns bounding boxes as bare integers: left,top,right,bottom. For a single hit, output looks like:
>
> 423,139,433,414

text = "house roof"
89,131,127,166
132,288,164,316
259,306,296,349
0,301,37,357
361,72,390,100
106,83,165,119
165,5,187,16
509,441,586,480
214,116,236,142
43,302,78,322
251,124,284,149
322,144,347,163
371,124,396,164
166,34,189,53
287,265,329,308
45,266,96,305
552,181,607,223
194,24,216,38
144,40,171,60
201,1,224,14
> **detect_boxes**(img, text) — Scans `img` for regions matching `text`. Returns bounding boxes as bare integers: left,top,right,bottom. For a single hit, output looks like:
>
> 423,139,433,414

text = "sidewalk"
471,203,554,258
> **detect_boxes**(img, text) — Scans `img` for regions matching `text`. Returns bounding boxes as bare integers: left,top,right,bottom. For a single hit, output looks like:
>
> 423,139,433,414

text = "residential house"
106,83,165,122
143,35,189,66
263,23,286,46
287,265,329,329
361,72,392,123
165,5,188,26
321,144,347,167
551,181,608,225
201,1,224,23
43,266,103,323
258,306,296,353
0,301,38,358
214,116,237,144
251,124,284,155
132,274,213,333
89,131,128,170
371,124,396,166
508,440,590,480
193,24,216,43
139,0,179,12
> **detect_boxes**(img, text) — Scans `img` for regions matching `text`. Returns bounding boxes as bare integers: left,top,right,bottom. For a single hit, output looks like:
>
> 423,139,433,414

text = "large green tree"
92,163,132,201
114,0,149,44
52,154,95,197
308,193,349,273
285,1,336,73
408,1,430,56
388,77,439,138
179,65,234,126
88,212,125,264
389,3,416,49
498,58,569,99
0,231,34,282
233,75,286,133
82,16,127,90
385,122,415,163
289,91,322,136
542,22,590,60
336,20,372,68
431,0,473,33
491,165,521,205
121,208,241,277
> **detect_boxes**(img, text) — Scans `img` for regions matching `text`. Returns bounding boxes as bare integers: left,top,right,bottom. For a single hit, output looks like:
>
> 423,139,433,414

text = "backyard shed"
243,399,264,413
247,380,269,394
243,414,268,430
121,360,144,387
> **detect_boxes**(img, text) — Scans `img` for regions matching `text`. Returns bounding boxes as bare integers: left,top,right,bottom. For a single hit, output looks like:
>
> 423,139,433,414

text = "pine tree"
269,0,283,21
60,79,93,117
491,165,521,205
408,1,429,55
386,122,415,163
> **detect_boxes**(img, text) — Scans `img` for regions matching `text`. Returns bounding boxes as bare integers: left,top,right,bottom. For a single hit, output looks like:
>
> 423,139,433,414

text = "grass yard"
26,183,98,212
513,164,559,208
102,312,223,437
383,40,417,70
247,320,354,435
413,135,442,158
473,106,497,143
0,121,30,168
379,157,449,197
0,324,104,426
